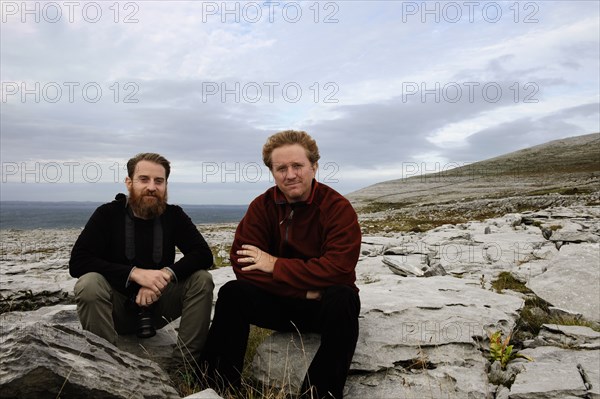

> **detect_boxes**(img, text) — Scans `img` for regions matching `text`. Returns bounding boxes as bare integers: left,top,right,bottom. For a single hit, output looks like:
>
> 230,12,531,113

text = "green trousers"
74,270,214,362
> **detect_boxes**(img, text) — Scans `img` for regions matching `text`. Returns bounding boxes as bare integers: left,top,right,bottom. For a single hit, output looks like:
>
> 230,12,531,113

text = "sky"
1,0,599,205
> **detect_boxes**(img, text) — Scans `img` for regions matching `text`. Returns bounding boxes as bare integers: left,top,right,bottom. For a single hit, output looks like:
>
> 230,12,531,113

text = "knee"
74,272,111,304
322,285,360,316
186,269,215,291
215,280,252,307
184,270,215,303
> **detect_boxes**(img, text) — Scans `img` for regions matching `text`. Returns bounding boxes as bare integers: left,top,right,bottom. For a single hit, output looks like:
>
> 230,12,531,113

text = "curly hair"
262,130,320,169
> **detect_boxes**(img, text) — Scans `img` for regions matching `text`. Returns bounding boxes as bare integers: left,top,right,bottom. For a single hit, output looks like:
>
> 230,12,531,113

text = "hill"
348,133,600,233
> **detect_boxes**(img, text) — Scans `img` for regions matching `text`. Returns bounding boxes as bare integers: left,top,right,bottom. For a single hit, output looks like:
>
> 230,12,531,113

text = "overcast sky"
1,1,598,205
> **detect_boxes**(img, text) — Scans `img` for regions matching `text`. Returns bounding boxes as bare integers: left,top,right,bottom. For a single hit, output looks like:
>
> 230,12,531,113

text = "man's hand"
136,287,159,307
238,244,278,273
130,268,171,296
306,290,323,300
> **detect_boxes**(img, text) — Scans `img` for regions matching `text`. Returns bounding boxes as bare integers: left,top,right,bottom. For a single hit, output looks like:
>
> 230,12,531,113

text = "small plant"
489,331,533,370
491,272,532,294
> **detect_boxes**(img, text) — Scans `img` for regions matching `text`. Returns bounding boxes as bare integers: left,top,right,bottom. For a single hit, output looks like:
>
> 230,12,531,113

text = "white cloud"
1,0,598,203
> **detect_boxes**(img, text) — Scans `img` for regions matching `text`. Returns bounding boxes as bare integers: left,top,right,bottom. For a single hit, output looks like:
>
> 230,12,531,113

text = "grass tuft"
491,272,532,294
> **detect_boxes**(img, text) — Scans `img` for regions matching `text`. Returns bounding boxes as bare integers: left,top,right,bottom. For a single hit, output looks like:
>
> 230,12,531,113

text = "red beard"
128,189,167,219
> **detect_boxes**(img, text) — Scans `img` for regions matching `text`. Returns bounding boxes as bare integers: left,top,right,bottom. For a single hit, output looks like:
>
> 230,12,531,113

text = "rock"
0,306,180,399
527,243,600,323
542,228,553,240
2,207,600,399
252,274,524,398
536,324,600,350
382,254,426,276
488,360,525,387
182,389,223,398
422,262,447,277
550,231,600,243
509,346,600,399
251,331,320,394
547,307,583,320
496,385,511,399
0,229,77,312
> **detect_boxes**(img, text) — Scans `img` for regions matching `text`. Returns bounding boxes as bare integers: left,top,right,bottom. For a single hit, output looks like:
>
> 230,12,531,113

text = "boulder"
382,254,427,276
0,306,180,399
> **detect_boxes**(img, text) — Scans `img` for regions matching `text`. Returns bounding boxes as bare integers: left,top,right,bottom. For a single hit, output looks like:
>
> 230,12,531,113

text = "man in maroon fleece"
202,130,361,399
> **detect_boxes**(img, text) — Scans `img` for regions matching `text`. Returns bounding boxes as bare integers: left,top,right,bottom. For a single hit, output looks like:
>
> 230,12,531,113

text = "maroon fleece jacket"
231,180,361,298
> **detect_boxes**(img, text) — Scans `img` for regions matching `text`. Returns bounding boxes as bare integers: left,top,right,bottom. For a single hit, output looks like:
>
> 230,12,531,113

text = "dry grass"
169,325,282,398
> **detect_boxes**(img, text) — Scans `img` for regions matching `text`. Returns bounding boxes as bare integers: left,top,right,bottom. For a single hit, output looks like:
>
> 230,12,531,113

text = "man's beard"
128,188,167,219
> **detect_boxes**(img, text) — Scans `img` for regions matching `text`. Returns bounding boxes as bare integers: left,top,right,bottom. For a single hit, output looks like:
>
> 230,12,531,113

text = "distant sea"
0,201,248,230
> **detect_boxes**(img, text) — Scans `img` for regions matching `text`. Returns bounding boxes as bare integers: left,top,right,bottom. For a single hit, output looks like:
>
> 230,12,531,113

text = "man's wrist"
126,266,137,288
162,267,177,283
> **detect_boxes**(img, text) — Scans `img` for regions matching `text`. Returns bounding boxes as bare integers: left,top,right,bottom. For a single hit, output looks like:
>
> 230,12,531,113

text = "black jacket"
69,194,213,295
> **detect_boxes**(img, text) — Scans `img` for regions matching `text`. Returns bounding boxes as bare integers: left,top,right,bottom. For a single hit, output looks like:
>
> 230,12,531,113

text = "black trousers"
201,279,360,399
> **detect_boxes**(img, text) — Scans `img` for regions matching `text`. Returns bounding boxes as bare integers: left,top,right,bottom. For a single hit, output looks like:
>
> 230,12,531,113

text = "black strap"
124,201,163,265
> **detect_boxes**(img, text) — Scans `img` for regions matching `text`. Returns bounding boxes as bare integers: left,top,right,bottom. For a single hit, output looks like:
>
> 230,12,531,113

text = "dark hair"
262,130,320,169
127,153,171,179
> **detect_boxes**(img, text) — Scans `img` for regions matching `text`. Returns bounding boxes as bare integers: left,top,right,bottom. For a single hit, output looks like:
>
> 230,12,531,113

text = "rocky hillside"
348,133,600,234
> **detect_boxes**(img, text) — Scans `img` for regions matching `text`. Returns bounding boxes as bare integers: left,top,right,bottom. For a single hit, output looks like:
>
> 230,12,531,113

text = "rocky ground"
1,201,599,398
2,133,599,397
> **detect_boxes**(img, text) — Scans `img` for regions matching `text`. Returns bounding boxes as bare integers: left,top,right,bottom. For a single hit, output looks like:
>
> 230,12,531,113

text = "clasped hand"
130,268,172,306
238,244,277,273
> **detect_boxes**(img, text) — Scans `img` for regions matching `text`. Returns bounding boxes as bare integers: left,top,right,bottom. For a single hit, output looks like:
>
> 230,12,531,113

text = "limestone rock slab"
0,306,180,399
509,346,600,399
526,244,600,323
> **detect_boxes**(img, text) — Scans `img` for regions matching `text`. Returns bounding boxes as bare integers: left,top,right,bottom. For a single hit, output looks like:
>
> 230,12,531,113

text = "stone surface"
252,270,524,397
382,254,427,276
509,346,600,399
0,306,180,399
182,389,223,399
2,206,600,398
535,324,600,350
526,243,600,323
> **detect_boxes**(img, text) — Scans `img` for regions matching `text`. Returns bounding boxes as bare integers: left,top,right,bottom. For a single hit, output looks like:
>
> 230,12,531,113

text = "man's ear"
312,162,319,171
125,176,132,190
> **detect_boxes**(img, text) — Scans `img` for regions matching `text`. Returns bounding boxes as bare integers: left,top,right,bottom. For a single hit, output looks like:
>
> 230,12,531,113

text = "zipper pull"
279,209,295,224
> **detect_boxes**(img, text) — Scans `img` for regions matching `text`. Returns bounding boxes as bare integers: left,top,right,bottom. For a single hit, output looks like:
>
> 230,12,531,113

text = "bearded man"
69,153,214,366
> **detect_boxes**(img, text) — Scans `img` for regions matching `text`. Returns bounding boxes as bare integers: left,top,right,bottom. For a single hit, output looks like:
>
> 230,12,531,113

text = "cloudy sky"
1,1,598,205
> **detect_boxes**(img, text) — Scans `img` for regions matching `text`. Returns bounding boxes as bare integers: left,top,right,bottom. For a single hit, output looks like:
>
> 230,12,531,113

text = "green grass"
491,272,532,294
210,244,232,268
489,273,600,343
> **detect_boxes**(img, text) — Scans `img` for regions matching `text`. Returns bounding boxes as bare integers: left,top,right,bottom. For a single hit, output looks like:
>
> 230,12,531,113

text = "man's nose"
285,166,297,179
